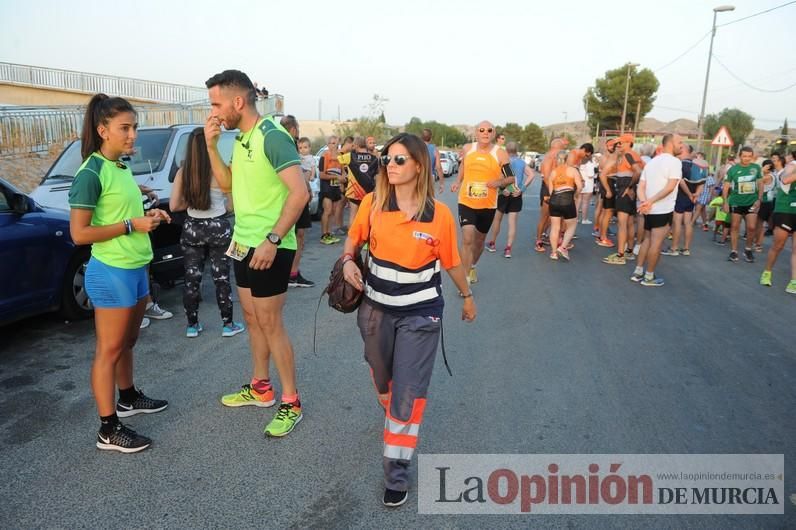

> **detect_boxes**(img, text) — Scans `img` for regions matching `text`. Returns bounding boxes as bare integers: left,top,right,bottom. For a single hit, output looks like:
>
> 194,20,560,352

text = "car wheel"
60,247,93,321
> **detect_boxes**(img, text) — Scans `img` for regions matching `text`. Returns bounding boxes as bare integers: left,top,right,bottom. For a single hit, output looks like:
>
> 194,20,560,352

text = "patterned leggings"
181,216,233,326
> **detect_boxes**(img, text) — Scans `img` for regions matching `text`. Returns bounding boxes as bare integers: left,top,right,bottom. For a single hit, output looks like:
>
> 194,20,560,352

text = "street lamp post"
620,62,639,134
696,4,735,150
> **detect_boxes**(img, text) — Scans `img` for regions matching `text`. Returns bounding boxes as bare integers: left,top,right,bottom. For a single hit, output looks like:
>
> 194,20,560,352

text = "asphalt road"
1,178,794,529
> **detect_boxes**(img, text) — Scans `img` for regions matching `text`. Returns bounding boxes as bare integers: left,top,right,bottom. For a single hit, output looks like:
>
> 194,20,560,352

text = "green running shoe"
759,270,772,287
221,384,275,408
264,401,303,437
786,279,796,294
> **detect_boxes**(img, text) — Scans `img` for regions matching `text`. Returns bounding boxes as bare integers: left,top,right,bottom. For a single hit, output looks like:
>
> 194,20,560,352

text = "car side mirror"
11,193,30,214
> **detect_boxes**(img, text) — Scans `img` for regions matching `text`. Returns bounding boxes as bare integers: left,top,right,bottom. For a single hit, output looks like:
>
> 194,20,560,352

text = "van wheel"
60,248,93,321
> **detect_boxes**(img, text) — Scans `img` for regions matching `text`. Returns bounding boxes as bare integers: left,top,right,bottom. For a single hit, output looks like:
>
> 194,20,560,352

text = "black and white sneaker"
728,251,739,262
743,249,755,263
383,488,408,507
288,273,315,288
96,422,151,454
116,389,168,418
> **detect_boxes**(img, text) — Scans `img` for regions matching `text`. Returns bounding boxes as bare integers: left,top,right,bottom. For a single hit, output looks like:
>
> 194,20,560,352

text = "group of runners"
66,67,794,510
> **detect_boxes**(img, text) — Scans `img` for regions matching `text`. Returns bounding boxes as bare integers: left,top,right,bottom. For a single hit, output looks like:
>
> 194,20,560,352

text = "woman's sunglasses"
380,154,412,166
479,128,494,133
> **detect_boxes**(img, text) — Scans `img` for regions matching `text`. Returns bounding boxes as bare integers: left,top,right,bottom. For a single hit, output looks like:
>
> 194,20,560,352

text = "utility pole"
620,62,639,133
696,5,735,151
633,98,642,133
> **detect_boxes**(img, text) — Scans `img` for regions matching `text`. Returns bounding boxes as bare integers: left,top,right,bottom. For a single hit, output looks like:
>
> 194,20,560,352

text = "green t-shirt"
68,153,153,269
774,178,796,215
725,163,762,207
230,116,300,250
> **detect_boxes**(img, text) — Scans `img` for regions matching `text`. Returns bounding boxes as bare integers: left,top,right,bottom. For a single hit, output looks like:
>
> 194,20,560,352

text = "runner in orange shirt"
451,121,515,283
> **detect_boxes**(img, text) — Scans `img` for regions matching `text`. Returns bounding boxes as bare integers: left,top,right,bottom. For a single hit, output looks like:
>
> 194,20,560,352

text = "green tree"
499,122,523,146
521,122,546,152
584,64,659,133
703,108,754,148
772,118,790,153
335,117,395,142
404,117,467,147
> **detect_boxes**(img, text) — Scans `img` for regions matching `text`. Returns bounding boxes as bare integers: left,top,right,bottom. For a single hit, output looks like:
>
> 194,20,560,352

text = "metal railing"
0,97,283,155
0,62,209,103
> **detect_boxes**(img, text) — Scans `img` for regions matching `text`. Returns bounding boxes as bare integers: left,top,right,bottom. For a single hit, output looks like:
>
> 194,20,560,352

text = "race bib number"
738,181,756,195
466,182,488,199
225,241,250,262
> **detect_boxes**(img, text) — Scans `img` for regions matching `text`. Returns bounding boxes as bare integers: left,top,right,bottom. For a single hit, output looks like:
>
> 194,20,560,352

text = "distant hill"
541,117,779,153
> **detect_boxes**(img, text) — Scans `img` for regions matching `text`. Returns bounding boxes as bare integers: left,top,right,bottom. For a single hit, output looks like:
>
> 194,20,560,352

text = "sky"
1,0,794,131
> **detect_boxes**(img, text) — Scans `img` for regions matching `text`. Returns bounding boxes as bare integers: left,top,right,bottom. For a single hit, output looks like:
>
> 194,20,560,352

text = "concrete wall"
0,83,154,106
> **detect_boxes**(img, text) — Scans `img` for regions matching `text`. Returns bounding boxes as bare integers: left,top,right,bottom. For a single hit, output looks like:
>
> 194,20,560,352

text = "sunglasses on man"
479,128,494,133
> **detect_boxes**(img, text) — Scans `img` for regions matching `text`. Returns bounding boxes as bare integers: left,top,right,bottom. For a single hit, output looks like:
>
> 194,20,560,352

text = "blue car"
0,177,92,326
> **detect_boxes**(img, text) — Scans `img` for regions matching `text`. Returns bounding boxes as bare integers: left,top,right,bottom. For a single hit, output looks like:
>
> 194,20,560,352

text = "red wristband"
341,253,354,263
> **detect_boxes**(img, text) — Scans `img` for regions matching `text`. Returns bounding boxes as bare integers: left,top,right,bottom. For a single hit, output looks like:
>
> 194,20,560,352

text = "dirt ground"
0,147,60,192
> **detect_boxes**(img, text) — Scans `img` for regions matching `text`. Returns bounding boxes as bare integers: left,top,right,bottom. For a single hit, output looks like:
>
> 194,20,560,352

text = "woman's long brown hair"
371,133,434,223
181,127,212,211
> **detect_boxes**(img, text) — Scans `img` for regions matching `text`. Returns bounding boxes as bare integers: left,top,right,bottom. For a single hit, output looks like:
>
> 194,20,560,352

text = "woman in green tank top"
68,94,172,453
760,152,796,293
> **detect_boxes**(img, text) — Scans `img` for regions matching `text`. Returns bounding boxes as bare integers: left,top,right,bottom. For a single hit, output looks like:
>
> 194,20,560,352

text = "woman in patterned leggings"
170,128,244,338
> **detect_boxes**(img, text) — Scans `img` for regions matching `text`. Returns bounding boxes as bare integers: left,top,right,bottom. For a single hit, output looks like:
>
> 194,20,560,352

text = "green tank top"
230,116,300,250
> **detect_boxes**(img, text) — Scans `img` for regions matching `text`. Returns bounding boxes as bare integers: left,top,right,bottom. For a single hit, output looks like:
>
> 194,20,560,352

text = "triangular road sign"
711,126,734,147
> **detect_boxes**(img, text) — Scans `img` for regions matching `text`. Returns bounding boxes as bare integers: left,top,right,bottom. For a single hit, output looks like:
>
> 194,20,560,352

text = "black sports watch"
266,232,281,246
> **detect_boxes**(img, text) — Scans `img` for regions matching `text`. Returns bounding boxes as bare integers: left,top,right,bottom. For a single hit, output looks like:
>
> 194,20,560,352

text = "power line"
654,31,710,72
712,55,796,93
716,0,796,27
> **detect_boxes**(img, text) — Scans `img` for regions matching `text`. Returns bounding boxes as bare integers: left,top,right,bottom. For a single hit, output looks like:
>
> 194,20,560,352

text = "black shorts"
644,212,673,231
296,201,311,229
772,212,796,233
602,180,616,209
549,202,577,219
349,198,362,207
539,182,549,206
321,187,342,202
497,194,523,214
757,201,774,220
615,189,637,215
458,204,496,234
731,205,755,216
674,192,695,213
234,247,296,298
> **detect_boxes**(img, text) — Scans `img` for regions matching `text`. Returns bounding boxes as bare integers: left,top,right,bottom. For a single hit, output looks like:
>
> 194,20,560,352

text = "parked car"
30,125,237,286
0,177,92,325
439,151,458,177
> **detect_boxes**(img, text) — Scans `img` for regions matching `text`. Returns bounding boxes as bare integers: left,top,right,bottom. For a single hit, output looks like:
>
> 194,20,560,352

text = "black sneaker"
728,251,739,262
96,422,151,454
743,249,755,263
383,488,408,507
288,273,315,288
116,389,168,418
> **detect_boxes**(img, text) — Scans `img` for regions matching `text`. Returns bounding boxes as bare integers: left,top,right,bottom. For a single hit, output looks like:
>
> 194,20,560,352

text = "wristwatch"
266,232,281,246
459,291,473,298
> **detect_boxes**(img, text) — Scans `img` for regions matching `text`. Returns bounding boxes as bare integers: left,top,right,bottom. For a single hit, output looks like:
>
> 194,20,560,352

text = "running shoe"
591,229,601,238
606,228,616,237
320,234,335,245
702,224,709,231
145,302,173,320
759,270,772,287
96,422,151,454
222,322,245,338
753,244,763,253
485,241,496,253
186,322,204,338
596,238,614,247
383,488,408,507
728,251,739,262
640,276,665,287
556,246,570,261
630,271,644,283
264,401,303,437
116,389,168,418
743,249,755,263
289,272,315,288
581,219,593,225
625,252,636,261
786,280,796,294
503,246,512,258
534,240,545,252
221,384,275,408
334,227,348,236
139,317,150,329
549,252,558,261
661,247,679,256
715,239,727,246
680,249,691,256
602,253,626,265
468,267,478,284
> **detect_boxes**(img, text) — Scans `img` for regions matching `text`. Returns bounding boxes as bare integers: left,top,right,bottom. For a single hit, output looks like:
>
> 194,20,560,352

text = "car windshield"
45,129,173,179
